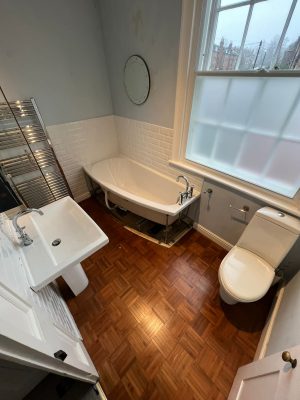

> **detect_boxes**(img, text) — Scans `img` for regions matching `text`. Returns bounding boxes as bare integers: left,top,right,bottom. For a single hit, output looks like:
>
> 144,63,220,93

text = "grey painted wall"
99,0,181,128
0,0,112,126
199,179,265,245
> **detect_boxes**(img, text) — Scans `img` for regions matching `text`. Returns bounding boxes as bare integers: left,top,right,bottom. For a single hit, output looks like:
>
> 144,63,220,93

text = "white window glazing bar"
197,0,214,70
195,70,300,77
202,0,221,70
234,3,254,70
217,0,266,12
290,40,300,69
269,0,298,69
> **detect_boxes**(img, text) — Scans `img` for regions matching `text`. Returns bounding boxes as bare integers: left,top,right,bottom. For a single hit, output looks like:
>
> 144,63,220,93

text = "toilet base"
219,286,238,305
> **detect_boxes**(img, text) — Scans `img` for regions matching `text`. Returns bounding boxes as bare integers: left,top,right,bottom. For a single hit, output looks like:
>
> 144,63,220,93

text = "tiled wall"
48,114,202,203
47,116,118,202
115,116,202,191
45,114,265,247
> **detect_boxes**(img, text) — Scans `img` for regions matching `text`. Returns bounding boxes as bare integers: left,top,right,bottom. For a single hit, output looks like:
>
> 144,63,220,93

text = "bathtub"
84,157,200,226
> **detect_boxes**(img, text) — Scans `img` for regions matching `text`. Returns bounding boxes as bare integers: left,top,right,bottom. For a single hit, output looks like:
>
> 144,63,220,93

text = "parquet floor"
60,197,275,400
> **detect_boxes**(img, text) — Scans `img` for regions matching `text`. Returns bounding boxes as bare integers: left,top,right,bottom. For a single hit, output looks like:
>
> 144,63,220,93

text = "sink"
17,196,109,294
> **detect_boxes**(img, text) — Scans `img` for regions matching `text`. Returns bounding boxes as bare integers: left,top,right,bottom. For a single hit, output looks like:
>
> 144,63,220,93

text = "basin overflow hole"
52,239,61,246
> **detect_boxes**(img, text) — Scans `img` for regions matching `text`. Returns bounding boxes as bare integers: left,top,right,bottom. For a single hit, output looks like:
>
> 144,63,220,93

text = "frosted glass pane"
249,78,299,136
210,6,249,70
186,122,217,158
283,99,300,140
237,134,276,174
265,140,300,186
186,76,300,197
222,78,261,127
193,77,229,122
239,0,291,70
214,128,243,165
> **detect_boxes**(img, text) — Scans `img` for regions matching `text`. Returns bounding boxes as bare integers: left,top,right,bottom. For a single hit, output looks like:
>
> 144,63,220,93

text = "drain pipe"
104,190,117,210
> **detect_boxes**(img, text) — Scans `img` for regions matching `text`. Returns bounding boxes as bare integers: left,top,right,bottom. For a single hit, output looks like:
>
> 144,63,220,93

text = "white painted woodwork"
267,270,300,356
229,345,300,399
170,0,300,216
0,214,98,383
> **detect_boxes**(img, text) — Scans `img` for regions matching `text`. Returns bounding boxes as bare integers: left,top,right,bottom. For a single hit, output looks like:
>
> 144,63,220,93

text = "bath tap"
12,208,44,246
176,175,189,192
176,175,194,205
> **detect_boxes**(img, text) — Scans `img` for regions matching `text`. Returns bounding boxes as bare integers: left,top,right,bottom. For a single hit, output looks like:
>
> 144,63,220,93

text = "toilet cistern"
12,208,44,246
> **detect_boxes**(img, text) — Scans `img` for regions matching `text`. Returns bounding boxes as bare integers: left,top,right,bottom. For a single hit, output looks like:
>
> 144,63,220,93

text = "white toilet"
218,207,300,305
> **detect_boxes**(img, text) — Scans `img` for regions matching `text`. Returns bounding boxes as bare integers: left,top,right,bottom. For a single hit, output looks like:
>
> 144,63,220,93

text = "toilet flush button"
277,212,285,217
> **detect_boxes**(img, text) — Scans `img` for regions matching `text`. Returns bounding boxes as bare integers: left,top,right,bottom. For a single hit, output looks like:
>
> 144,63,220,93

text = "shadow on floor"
25,374,101,400
220,284,278,332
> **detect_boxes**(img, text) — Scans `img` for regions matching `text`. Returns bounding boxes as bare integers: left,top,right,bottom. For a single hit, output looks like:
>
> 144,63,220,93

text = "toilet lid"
219,247,275,302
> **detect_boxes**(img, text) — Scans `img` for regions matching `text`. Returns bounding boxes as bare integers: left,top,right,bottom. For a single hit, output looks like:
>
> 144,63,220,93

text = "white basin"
17,196,109,293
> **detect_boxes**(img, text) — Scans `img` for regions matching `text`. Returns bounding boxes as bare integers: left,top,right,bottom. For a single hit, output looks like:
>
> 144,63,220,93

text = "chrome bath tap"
176,175,194,205
12,208,44,246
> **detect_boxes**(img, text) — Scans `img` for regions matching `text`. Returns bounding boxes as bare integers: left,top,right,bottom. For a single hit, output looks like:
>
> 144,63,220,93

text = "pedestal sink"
16,197,109,295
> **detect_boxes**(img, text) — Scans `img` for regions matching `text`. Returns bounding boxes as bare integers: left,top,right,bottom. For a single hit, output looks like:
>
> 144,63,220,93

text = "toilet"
218,207,300,305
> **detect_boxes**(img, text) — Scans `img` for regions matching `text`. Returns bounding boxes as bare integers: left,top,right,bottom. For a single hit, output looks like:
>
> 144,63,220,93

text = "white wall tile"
47,115,118,202
115,116,202,191
47,114,202,203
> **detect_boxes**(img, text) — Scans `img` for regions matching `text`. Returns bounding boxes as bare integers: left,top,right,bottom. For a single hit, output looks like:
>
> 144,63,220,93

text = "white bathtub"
84,157,200,225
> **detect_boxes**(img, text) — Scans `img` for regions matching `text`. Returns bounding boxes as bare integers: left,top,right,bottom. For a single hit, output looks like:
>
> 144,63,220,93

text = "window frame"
171,0,300,216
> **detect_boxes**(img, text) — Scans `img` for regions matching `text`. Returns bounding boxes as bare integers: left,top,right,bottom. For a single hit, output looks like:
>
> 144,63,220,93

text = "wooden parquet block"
122,362,148,400
60,198,276,400
179,326,204,358
152,325,177,358
137,341,164,381
111,340,136,378
152,298,174,323
128,326,151,355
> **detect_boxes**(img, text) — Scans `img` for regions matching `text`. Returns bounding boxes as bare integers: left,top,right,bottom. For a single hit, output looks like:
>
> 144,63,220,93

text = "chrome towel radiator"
0,87,72,208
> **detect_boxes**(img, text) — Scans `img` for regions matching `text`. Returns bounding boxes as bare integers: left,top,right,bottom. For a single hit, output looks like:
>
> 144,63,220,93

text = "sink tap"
12,208,44,246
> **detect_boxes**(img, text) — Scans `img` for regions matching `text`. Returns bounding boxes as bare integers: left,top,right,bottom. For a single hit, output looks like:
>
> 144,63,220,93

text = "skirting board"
193,223,233,251
96,382,108,400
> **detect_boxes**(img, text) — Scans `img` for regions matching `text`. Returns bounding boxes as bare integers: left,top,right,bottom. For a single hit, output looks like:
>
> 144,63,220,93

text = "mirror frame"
123,55,150,105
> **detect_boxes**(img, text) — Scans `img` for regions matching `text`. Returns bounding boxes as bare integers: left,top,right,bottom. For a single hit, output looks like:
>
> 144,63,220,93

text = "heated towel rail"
0,88,72,208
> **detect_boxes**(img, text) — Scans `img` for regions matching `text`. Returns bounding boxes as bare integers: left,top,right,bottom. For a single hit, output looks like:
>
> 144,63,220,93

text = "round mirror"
123,55,150,105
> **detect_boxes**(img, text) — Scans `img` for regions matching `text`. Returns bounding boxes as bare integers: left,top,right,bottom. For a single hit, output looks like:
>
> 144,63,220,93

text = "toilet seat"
219,246,275,302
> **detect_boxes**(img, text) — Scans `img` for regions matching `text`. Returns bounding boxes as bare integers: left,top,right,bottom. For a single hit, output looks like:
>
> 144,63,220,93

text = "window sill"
169,159,300,218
